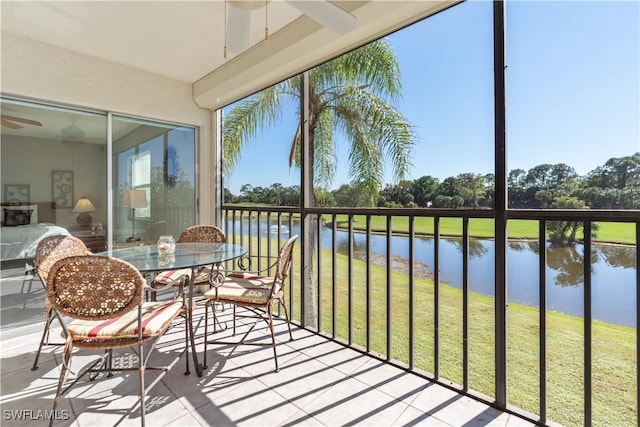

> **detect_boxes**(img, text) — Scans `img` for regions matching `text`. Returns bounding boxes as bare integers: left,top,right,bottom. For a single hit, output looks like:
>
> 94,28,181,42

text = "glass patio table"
96,242,247,376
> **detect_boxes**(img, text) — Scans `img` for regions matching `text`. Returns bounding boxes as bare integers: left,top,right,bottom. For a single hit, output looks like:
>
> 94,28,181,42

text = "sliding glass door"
0,97,197,264
112,115,196,245
0,98,108,261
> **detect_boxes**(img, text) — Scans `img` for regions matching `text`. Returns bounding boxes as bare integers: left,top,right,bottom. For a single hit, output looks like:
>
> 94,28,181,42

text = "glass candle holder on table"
157,235,175,254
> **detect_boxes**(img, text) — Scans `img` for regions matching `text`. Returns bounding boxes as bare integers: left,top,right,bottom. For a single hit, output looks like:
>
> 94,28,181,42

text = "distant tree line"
224,183,301,207
224,153,640,211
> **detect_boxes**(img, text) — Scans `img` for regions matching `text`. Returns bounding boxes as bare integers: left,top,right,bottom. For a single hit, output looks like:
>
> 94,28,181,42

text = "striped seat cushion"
66,300,183,340
203,272,276,305
153,266,213,286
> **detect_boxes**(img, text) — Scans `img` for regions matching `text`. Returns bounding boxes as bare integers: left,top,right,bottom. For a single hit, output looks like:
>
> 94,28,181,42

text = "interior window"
112,115,196,244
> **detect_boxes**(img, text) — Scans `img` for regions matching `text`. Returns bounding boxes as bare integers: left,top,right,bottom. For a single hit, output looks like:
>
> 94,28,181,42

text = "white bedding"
0,223,70,260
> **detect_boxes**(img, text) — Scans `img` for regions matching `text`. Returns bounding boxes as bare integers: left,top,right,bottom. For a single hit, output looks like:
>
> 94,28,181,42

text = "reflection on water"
447,237,490,259
230,220,637,327
597,245,637,269
547,245,590,287
508,241,540,254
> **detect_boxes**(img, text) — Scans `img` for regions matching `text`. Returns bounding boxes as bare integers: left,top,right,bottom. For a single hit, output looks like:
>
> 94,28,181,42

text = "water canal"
233,220,637,328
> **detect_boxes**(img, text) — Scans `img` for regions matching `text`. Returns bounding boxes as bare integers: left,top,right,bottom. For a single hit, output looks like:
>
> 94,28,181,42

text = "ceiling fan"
1,114,43,130
61,118,86,139
226,0,357,54
57,118,104,145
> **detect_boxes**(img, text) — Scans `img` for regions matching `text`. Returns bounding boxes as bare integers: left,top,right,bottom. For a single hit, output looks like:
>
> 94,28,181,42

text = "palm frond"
312,111,337,190
313,39,402,103
332,86,415,197
222,85,290,174
222,37,416,206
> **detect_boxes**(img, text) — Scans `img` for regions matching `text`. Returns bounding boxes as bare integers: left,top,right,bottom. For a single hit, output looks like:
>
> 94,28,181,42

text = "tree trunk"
301,77,318,328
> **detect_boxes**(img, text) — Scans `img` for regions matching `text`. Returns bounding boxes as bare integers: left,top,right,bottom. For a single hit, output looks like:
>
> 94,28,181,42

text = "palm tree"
222,38,416,326
223,38,416,206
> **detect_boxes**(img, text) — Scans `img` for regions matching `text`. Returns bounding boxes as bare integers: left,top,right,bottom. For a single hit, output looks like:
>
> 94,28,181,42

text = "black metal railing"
221,204,639,426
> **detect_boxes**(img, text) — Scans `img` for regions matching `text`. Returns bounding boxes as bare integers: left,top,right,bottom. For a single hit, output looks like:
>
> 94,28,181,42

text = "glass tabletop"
95,242,247,273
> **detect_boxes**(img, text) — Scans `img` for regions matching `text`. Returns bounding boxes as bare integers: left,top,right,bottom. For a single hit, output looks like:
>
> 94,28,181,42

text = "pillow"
3,208,33,226
3,204,38,224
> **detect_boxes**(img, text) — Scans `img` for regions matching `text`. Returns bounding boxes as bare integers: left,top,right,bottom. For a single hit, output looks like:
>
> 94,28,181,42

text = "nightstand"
71,230,107,253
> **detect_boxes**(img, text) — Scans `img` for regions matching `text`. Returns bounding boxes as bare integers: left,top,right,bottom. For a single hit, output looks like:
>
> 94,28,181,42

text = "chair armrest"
207,255,277,288
144,274,188,293
232,254,278,274
209,263,276,288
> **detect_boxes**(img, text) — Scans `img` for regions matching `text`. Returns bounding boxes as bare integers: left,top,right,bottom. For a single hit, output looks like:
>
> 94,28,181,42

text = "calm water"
232,221,637,328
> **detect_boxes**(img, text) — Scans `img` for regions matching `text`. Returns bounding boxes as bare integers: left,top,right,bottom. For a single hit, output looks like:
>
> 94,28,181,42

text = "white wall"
1,32,216,224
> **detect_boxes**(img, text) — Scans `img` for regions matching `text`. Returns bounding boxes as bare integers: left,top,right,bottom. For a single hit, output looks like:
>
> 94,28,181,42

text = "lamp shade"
72,197,96,213
73,197,96,227
122,189,147,209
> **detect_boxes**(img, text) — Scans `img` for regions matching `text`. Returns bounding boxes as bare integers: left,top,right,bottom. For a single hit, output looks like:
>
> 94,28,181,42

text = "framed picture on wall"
51,170,74,209
4,184,30,204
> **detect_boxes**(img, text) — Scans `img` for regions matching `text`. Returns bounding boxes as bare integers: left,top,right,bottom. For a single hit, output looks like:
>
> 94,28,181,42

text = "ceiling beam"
193,0,457,110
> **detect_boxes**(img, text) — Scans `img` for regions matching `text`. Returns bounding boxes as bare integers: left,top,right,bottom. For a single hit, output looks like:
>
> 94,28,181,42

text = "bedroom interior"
1,99,105,268
0,98,197,268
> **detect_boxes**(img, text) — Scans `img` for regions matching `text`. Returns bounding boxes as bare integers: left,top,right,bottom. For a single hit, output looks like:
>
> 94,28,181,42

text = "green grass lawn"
305,247,637,427
236,239,635,427
329,215,636,245
225,205,636,244
228,218,637,426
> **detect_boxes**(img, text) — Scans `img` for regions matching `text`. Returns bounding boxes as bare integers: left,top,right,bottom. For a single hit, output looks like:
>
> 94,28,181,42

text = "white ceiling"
1,1,301,83
1,0,456,109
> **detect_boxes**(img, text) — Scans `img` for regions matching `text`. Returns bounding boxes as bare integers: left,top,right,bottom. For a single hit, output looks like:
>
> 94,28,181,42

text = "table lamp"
72,197,96,227
123,189,147,242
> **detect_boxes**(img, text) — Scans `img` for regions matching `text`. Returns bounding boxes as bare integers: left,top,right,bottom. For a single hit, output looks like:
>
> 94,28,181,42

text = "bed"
1,202,70,262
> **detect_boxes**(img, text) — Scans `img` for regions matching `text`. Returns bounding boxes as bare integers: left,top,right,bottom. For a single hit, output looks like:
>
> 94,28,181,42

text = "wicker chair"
202,234,297,372
151,225,226,296
47,255,185,426
31,235,91,371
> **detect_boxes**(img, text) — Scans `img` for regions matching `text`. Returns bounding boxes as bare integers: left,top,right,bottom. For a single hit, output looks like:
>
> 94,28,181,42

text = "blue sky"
224,1,639,195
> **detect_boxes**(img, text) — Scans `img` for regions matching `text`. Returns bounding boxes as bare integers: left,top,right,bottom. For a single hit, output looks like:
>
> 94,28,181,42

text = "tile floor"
1,266,536,427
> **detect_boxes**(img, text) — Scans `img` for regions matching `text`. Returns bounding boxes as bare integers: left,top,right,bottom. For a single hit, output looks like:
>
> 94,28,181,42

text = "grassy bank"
224,205,636,244
272,243,635,426
228,220,636,425
329,215,636,245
